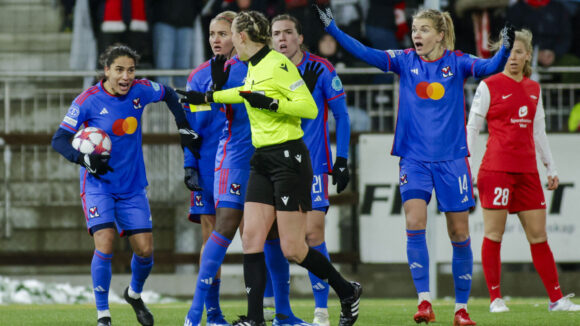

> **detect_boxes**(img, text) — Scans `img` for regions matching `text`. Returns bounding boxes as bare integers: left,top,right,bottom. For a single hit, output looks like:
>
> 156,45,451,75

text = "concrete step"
0,32,71,53
0,3,60,34
0,0,52,5
0,51,70,71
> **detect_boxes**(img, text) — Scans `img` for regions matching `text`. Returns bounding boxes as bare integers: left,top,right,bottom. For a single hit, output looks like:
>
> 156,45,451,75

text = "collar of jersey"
249,45,271,66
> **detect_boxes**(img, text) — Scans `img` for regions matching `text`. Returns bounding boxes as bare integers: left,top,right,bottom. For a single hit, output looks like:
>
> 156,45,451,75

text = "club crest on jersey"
195,195,204,207
519,105,528,117
400,174,408,186
89,206,100,218
441,66,453,78
133,98,142,110
230,183,241,196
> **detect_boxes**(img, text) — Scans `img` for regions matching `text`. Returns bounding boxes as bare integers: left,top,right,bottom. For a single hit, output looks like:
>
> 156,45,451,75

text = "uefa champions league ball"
71,127,112,155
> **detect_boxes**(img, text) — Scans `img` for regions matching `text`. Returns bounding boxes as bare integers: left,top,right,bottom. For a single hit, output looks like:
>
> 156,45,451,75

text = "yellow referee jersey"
212,46,317,148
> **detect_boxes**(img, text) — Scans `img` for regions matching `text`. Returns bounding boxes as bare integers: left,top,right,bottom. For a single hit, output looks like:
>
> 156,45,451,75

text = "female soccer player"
181,11,237,326
51,45,201,326
467,29,580,314
313,5,515,325
271,14,351,326
178,10,361,326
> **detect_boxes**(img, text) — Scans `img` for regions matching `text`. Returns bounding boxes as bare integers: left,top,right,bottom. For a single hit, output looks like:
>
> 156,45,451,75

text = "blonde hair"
211,10,236,25
490,29,533,77
233,11,271,45
413,9,455,51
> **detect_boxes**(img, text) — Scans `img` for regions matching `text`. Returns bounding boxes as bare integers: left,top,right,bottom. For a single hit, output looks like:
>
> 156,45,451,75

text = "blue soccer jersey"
298,52,350,174
326,21,509,161
183,59,227,173
59,79,165,194
215,56,254,171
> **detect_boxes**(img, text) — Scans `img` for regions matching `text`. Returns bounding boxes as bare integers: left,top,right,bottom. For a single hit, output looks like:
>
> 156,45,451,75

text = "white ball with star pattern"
71,127,112,155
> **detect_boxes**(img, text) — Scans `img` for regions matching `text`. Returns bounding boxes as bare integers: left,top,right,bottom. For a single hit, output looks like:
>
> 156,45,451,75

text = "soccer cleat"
97,317,112,326
413,300,435,324
273,314,312,326
124,286,154,326
453,309,476,326
207,313,232,326
312,307,330,326
264,306,276,322
489,298,509,313
339,281,362,326
549,293,580,311
231,316,266,326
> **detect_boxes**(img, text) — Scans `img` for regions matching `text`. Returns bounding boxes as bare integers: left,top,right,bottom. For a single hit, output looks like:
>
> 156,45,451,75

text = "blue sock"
264,238,293,318
130,253,153,293
186,231,231,324
91,250,112,311
452,237,473,304
205,279,223,319
309,242,330,309
406,229,430,293
264,268,274,298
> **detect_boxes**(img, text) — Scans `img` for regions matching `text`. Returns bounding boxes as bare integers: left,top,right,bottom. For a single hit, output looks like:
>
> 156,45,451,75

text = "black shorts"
246,138,313,211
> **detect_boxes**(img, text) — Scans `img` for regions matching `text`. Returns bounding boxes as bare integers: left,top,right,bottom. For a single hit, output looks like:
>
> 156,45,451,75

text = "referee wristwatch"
269,99,279,112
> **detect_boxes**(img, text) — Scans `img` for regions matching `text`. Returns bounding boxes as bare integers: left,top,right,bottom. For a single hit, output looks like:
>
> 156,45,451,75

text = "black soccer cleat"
124,286,154,326
339,282,362,326
232,315,266,326
97,317,111,326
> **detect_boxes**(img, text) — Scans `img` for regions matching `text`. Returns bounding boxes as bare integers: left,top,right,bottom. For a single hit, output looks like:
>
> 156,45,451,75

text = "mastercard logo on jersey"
112,117,138,136
415,81,445,100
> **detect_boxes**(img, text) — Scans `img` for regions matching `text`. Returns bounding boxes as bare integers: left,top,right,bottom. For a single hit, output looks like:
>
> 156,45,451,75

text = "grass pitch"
1,298,580,325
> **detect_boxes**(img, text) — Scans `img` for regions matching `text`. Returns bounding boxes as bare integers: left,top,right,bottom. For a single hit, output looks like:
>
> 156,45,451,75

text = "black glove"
175,89,208,105
78,153,114,178
239,91,279,112
312,3,334,28
331,156,350,193
184,167,202,191
179,127,202,159
500,23,515,51
211,54,231,91
301,61,323,93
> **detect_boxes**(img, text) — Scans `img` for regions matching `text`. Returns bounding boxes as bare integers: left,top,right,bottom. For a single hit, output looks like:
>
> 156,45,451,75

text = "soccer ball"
71,127,112,155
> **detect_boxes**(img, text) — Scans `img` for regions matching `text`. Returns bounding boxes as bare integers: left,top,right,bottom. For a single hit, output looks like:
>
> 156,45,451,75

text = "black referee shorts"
245,138,313,212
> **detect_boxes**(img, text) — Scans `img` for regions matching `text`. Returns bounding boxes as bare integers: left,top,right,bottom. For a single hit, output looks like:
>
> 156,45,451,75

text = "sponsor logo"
386,49,403,57
280,63,288,71
312,282,326,290
195,195,204,207
112,117,138,136
63,116,77,126
289,79,305,91
519,105,528,117
400,174,408,186
230,183,241,196
201,277,213,285
246,287,251,294
89,206,99,218
541,201,546,206
415,82,445,100
331,76,343,91
295,154,302,163
314,195,322,202
284,150,290,158
281,196,289,205
502,94,512,100
67,105,80,118
555,285,560,290
100,107,109,115
441,66,453,78
458,274,472,280
133,98,142,110
531,95,538,99
411,68,419,75
409,262,423,269
151,81,161,91
94,286,106,292
461,195,469,203
492,285,500,290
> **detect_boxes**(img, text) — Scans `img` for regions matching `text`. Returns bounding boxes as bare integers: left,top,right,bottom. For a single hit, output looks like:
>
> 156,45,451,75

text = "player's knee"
280,240,308,263
527,230,547,244
306,229,324,247
448,228,470,242
133,245,153,258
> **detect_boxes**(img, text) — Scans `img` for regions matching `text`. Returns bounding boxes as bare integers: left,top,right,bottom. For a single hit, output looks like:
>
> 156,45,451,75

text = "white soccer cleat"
489,298,510,313
312,307,330,326
264,306,276,322
549,293,580,311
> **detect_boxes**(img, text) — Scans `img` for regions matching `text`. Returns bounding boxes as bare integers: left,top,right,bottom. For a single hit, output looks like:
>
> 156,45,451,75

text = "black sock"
298,247,353,298
244,252,266,322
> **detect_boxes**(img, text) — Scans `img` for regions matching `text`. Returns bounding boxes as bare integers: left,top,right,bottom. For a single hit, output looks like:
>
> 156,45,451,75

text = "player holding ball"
51,44,201,326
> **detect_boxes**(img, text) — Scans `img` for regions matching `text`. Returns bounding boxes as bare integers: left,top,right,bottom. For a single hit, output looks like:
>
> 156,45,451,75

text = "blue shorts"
398,157,475,212
311,173,329,211
188,172,216,223
81,189,152,236
214,167,250,211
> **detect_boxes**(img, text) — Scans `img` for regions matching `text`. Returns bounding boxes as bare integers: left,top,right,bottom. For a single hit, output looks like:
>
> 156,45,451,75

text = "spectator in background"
60,0,76,32
285,0,330,51
507,0,571,68
151,0,202,87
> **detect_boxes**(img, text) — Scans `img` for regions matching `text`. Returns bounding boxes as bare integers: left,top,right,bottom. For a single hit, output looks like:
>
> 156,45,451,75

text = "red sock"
531,241,563,302
482,237,502,302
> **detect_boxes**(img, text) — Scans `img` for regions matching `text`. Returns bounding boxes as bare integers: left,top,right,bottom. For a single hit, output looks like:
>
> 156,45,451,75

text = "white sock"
97,309,111,319
128,286,141,299
263,296,275,307
455,303,467,313
418,292,431,305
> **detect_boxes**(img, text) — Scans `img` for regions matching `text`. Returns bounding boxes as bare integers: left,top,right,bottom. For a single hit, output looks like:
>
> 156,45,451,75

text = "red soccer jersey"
476,73,542,173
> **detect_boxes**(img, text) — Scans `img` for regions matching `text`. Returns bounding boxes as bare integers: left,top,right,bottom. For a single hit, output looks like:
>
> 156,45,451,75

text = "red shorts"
477,169,546,213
